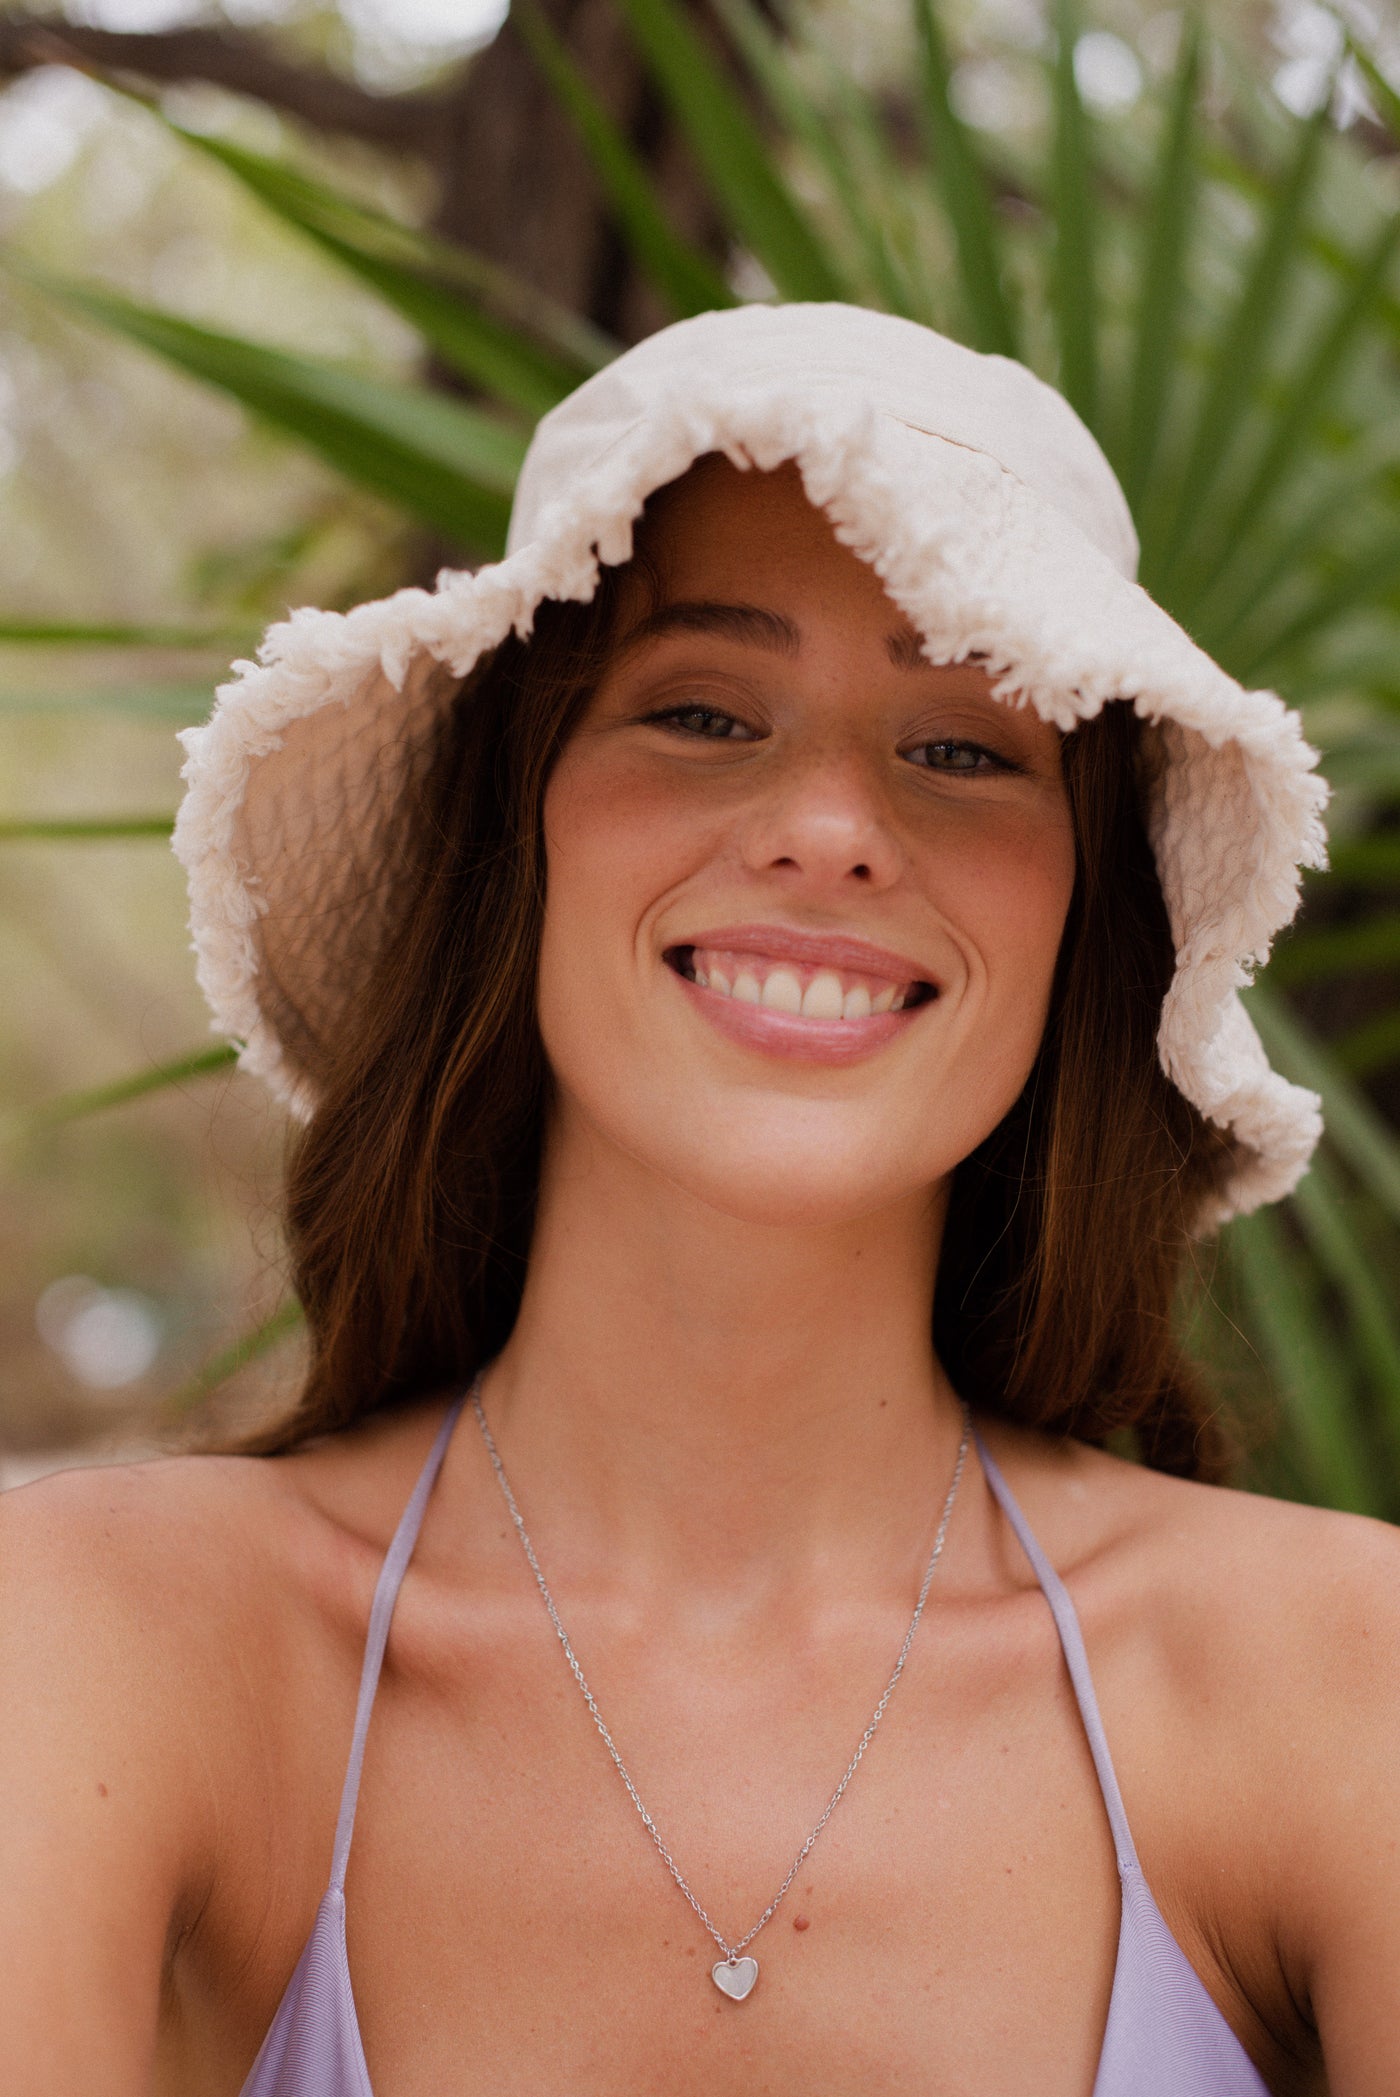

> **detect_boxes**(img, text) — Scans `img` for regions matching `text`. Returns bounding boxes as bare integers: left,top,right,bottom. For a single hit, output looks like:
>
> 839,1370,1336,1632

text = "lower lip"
671,968,926,1065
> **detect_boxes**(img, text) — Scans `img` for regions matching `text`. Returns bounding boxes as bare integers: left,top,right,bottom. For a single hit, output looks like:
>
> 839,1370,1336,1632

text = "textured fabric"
174,302,1329,1228
238,1397,1268,2095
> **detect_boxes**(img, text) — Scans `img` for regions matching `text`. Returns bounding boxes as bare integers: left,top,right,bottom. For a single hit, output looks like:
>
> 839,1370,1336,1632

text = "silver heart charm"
711,1956,759,2001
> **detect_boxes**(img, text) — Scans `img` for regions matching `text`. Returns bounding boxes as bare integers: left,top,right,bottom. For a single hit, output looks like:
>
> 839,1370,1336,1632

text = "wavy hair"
227,473,1235,1477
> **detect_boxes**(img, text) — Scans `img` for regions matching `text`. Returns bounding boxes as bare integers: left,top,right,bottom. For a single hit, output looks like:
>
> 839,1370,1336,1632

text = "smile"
663,926,938,1064
669,946,935,1018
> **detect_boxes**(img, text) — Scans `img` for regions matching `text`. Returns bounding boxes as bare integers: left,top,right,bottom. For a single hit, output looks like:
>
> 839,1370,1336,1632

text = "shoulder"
976,1413,1400,1665
0,1403,454,2082
979,1420,1400,1985
0,1396,453,1922
0,1446,307,1852
0,1394,456,1720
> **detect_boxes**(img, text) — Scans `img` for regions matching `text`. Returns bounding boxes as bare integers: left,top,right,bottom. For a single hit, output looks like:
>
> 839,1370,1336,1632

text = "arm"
0,1462,220,2097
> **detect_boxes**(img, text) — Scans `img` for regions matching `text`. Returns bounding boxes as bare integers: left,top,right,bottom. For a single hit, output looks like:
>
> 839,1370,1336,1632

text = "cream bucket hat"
173,301,1329,1228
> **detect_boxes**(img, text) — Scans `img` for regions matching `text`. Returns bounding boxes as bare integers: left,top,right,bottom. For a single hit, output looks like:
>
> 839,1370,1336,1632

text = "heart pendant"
711,1956,759,2002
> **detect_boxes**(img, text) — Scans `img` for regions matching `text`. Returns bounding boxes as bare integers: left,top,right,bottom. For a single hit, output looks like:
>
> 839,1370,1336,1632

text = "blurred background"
3,0,1400,1504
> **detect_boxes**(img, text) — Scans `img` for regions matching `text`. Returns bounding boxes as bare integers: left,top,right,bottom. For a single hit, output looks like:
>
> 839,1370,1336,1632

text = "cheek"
541,742,700,954
536,742,704,1084
920,798,1077,1076
961,810,1076,977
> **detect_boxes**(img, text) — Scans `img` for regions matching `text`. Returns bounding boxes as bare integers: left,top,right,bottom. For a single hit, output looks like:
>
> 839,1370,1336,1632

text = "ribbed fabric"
238,1402,1267,2094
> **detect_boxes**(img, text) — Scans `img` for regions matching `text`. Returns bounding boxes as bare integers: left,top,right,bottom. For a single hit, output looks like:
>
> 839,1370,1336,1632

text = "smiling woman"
3,304,1397,2097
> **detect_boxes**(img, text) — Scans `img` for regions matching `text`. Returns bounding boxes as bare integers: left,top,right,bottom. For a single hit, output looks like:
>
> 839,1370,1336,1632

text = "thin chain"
470,1375,971,1966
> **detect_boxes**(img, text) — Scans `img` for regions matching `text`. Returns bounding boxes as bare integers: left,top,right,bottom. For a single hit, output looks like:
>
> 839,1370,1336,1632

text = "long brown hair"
232,481,1235,1476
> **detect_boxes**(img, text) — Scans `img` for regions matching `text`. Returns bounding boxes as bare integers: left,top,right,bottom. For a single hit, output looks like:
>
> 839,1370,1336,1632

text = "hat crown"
508,302,1139,579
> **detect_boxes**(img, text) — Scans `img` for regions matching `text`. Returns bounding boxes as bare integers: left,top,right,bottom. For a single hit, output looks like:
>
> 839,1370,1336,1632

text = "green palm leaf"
1195,447,1400,668
1328,835,1400,886
1117,20,1200,505
611,0,847,301
1225,1203,1377,1513
911,0,1019,356
1247,985,1400,1221
21,1044,239,1130
166,126,599,417
0,680,216,719
0,619,252,646
1347,40,1400,150
1177,212,1400,623
0,816,174,840
1234,516,1400,683
1269,913,1400,988
1146,95,1333,592
712,0,916,316
515,0,733,318
1333,1011,1400,1079
1049,0,1098,426
7,261,521,556
1290,1150,1400,1470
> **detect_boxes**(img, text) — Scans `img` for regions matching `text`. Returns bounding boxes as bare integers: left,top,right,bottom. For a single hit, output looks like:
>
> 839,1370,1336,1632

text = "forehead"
633,455,895,613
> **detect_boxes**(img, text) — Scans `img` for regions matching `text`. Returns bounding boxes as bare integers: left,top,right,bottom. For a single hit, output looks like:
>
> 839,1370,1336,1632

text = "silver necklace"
471,1377,971,2002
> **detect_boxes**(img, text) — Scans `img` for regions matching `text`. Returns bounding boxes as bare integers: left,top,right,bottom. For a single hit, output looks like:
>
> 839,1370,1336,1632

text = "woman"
3,303,1396,2095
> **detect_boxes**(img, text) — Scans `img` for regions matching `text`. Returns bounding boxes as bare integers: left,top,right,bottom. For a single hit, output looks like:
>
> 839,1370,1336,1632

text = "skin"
2,459,1399,2096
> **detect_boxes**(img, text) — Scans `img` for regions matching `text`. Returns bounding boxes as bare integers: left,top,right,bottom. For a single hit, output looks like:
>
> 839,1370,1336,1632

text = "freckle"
793,1915,810,1932
96,1782,108,1798
685,1945,695,1956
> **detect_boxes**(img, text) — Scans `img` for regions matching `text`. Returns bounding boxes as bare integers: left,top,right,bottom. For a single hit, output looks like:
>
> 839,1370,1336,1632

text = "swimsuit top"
238,1394,1270,2097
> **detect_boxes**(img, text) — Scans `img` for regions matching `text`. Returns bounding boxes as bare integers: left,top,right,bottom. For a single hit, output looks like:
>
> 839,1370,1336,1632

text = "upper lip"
671,922,937,988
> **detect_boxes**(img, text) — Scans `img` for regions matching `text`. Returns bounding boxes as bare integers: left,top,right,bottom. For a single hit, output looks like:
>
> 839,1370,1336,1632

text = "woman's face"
538,458,1077,1228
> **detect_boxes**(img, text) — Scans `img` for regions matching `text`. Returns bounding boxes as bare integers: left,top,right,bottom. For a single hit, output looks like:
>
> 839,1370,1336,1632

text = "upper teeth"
685,948,913,1019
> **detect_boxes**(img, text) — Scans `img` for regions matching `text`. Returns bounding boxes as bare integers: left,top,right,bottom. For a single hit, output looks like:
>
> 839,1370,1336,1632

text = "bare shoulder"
0,1402,453,2090
977,1411,1400,1666
0,1392,456,1737
978,1417,1400,1987
0,1440,312,1864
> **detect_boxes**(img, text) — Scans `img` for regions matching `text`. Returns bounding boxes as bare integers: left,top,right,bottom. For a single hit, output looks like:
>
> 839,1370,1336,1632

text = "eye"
644,704,758,741
903,738,1012,774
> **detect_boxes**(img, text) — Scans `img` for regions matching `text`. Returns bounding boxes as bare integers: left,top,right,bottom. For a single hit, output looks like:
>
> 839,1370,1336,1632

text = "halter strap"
974,1433,1141,1877
329,1393,468,1893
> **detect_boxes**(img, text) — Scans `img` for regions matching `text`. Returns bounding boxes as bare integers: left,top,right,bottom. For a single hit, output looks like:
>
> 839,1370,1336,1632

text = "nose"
737,740,904,893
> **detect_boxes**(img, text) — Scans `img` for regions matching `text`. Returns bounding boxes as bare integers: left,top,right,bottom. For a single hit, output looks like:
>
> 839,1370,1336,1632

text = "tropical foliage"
5,0,1400,1512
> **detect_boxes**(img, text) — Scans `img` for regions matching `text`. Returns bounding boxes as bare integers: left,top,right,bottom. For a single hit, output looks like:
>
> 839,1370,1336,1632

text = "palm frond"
1145,94,1333,592
21,1044,239,1130
515,0,734,318
612,0,847,300
1049,0,1098,426
0,816,174,840
910,0,1020,355
6,260,521,556
1116,18,1201,504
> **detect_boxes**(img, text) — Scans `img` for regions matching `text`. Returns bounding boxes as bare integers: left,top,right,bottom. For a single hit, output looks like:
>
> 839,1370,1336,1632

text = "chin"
615,1099,963,1230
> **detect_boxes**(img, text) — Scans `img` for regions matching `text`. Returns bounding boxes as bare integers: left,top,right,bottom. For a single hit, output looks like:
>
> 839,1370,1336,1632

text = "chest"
178,1597,1249,2097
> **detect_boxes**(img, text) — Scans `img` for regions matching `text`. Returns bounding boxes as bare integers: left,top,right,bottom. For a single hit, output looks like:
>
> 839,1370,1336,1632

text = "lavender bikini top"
238,1395,1269,2096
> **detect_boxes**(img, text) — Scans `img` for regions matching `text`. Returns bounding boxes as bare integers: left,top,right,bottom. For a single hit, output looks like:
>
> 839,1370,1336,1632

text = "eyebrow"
616,598,935,670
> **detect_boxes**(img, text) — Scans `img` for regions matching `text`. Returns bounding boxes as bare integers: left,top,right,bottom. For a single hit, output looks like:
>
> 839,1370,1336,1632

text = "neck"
484,1114,965,1596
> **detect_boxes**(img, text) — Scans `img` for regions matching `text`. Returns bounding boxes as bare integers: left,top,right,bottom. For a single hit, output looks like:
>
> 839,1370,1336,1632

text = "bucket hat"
173,301,1329,1229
